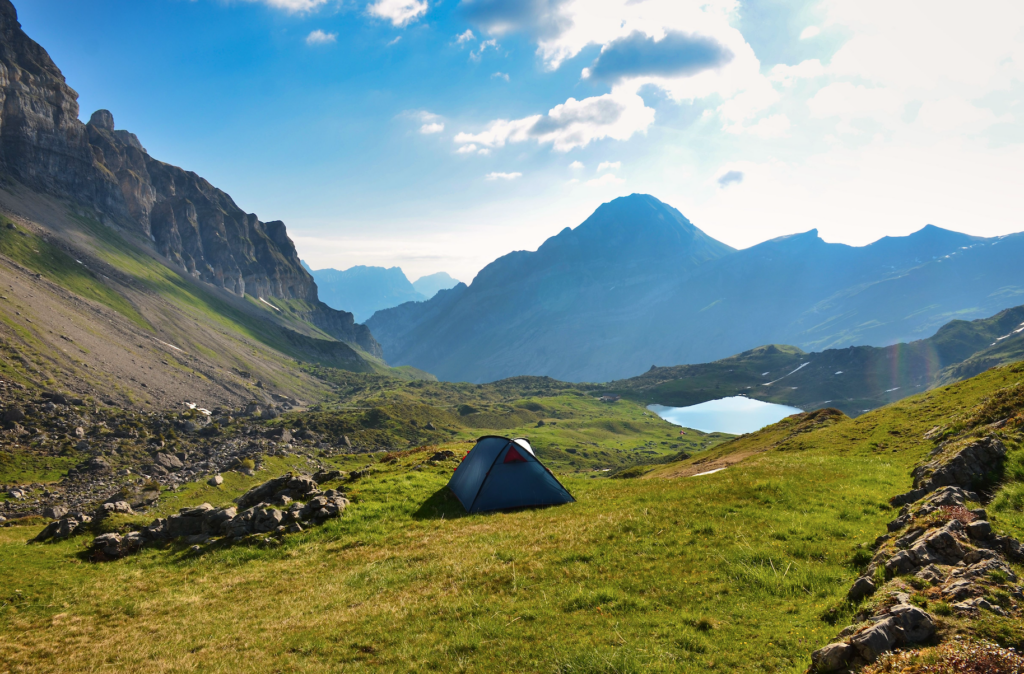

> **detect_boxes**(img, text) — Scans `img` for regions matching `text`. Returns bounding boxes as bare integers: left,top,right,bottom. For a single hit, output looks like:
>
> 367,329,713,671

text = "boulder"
889,604,935,643
850,618,898,663
912,436,1006,492
43,505,68,520
966,520,992,540
92,532,123,558
154,452,183,471
202,507,236,535
810,642,851,673
848,576,876,600
166,503,214,537
208,474,224,487
3,406,25,423
95,501,133,518
87,456,110,471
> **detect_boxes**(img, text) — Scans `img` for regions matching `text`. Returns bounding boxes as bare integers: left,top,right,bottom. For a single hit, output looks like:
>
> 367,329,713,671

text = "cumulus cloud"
799,26,820,39
485,171,522,180
717,170,743,187
741,114,790,138
587,173,624,186
454,91,654,153
456,144,478,154
420,122,445,134
459,0,570,39
492,72,510,81
596,161,620,172
305,29,337,45
569,160,584,169
367,0,428,27
807,83,904,123
583,30,733,83
456,29,476,45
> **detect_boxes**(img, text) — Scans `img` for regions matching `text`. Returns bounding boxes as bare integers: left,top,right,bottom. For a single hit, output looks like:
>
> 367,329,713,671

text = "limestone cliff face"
0,0,381,357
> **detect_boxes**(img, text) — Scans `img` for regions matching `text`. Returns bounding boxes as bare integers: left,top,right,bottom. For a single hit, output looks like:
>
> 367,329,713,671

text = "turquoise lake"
648,396,803,435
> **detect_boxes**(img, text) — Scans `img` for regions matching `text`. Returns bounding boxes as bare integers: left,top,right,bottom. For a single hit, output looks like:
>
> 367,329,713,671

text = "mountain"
368,194,1024,383
412,271,460,299
0,0,403,408
597,303,1024,416
309,265,427,323
368,193,736,382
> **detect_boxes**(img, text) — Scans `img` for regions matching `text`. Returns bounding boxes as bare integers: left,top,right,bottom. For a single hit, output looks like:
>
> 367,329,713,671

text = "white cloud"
915,98,1009,134
245,0,329,12
455,29,476,45
456,144,479,154
768,59,824,86
807,83,904,124
597,161,621,172
799,26,820,39
454,91,654,153
485,172,522,180
587,173,624,186
367,0,428,27
387,36,402,46
305,29,337,45
471,38,498,61
741,114,791,138
420,122,445,134
492,72,510,81
569,161,584,169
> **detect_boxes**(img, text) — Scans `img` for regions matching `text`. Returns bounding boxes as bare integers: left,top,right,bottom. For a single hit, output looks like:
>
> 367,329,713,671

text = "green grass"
2,362,1023,673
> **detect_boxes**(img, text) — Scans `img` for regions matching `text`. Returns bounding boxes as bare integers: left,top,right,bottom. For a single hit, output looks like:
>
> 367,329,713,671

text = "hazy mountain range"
368,194,1024,383
302,264,459,323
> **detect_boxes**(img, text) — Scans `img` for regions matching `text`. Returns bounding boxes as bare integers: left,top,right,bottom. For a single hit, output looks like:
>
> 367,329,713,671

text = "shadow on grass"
412,487,469,520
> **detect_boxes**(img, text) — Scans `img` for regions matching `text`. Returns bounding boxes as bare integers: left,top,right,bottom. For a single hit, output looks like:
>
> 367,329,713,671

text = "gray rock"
154,452,183,471
966,520,992,539
202,507,236,535
3,406,26,423
889,604,934,643
914,564,946,584
850,617,897,663
92,532,123,557
810,642,851,672
848,576,876,600
207,474,223,487
912,436,1006,493
96,501,133,519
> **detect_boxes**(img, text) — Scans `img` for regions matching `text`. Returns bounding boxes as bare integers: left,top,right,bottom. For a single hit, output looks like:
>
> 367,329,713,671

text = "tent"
448,436,575,513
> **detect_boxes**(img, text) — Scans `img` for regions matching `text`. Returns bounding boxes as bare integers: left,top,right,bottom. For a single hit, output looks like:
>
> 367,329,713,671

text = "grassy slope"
3,364,1022,672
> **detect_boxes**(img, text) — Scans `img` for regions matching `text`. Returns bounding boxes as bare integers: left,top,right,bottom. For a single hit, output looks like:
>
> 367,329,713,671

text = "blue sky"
18,0,1024,282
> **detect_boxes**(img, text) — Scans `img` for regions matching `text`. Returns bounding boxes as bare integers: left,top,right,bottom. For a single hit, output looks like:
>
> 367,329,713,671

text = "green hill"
597,304,1024,416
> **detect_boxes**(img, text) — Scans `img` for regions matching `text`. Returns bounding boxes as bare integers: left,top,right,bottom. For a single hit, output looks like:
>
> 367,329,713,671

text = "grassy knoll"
1,363,1022,673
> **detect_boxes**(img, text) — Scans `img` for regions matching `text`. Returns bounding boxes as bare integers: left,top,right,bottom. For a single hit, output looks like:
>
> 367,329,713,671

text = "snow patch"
692,467,727,477
259,297,281,312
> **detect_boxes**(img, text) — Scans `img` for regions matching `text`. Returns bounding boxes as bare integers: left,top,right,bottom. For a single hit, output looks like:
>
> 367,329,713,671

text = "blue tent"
448,436,575,513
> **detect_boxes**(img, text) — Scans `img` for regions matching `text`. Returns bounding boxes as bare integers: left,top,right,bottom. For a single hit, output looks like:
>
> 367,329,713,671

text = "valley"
1,2,1024,673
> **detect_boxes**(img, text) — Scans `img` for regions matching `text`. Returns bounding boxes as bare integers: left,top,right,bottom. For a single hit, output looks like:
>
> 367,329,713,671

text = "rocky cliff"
0,0,381,357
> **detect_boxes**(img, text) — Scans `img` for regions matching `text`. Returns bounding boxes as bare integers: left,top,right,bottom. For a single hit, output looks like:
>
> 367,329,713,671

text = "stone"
87,456,110,471
889,604,935,643
848,576,876,600
208,474,223,487
75,440,90,451
810,642,851,672
166,503,214,537
313,469,343,483
914,564,946,584
92,532,123,557
202,507,236,535
885,550,917,576
261,408,279,420
251,507,284,534
850,618,898,663
966,520,992,539
3,406,26,423
74,426,85,438
154,452,183,471
912,436,1006,493
96,501,133,518
941,579,978,601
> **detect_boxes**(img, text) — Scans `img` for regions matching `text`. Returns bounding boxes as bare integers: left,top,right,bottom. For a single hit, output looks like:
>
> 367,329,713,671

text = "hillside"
599,304,1024,416
307,265,427,323
0,0,397,408
2,343,1021,673
368,195,1024,383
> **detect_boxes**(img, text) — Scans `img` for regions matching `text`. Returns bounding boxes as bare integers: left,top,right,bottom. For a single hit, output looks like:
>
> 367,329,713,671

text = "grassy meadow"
1,364,1023,673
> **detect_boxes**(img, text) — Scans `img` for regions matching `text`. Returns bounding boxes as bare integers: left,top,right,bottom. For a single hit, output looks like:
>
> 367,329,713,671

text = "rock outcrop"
0,0,381,356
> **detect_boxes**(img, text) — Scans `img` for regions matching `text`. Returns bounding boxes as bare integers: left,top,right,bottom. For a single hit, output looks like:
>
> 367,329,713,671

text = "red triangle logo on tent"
504,446,527,463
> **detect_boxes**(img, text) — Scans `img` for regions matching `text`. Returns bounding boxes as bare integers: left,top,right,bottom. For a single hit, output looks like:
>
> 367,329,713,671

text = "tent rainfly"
447,436,575,513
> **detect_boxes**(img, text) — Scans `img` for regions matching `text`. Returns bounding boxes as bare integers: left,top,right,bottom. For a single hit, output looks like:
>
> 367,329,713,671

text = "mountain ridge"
368,194,1024,383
